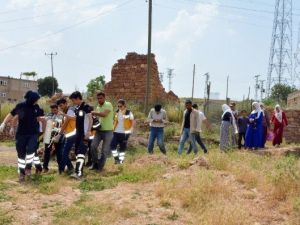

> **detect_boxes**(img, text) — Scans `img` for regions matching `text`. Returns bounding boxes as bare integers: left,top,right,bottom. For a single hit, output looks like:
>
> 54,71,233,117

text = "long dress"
245,112,264,149
220,112,232,151
271,112,288,146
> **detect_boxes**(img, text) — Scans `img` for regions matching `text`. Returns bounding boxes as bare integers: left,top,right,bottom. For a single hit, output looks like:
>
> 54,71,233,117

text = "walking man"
147,104,168,155
178,100,199,155
187,103,208,154
90,91,114,171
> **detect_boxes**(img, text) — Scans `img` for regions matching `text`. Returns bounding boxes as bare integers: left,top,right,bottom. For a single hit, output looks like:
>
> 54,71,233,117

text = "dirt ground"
0,145,299,225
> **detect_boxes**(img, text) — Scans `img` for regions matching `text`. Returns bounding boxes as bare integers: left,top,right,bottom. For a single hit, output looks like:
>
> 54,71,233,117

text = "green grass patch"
0,166,16,181
80,164,165,192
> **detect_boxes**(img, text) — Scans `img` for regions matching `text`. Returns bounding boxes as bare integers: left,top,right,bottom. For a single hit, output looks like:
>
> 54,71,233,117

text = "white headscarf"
274,104,283,123
221,104,238,134
252,102,262,119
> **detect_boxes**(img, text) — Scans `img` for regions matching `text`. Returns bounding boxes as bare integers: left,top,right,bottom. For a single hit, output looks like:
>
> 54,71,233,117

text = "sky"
0,0,300,100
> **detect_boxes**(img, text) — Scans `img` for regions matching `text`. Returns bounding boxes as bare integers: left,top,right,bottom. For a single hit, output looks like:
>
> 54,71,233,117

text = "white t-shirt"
198,111,207,132
115,111,134,133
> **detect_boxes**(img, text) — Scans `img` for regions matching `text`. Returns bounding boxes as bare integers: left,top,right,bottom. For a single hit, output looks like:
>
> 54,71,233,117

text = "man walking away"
187,103,208,154
237,110,249,149
90,91,114,171
111,99,134,164
147,104,168,155
69,91,92,179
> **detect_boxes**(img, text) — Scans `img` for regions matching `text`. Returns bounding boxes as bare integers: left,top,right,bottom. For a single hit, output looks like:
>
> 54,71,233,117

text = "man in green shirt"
90,91,114,171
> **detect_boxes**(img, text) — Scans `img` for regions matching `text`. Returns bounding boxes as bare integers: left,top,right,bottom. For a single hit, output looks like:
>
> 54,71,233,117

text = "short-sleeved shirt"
95,101,113,131
11,102,44,135
74,102,92,136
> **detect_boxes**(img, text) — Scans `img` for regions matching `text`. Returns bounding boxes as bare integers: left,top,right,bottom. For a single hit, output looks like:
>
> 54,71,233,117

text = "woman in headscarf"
245,102,264,150
271,104,288,147
220,104,238,151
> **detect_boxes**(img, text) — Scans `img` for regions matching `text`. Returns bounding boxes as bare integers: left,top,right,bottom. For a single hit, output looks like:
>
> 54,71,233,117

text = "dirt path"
0,145,16,166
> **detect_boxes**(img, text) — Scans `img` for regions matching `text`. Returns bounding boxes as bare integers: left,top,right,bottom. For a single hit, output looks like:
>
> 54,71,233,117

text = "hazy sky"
0,0,300,100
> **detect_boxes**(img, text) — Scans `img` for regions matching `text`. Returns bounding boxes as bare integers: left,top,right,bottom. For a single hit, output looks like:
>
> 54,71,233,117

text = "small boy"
237,110,249,149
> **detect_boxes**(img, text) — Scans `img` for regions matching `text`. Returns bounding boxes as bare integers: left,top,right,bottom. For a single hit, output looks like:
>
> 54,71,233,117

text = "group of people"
220,102,288,151
0,90,136,182
0,89,289,182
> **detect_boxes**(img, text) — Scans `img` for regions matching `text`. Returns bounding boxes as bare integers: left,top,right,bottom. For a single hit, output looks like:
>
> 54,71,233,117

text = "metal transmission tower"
159,72,164,83
294,22,300,85
166,68,174,91
267,0,293,96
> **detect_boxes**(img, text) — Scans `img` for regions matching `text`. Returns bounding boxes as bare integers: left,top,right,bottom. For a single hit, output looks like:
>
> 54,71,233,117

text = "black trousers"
43,142,61,170
238,132,246,149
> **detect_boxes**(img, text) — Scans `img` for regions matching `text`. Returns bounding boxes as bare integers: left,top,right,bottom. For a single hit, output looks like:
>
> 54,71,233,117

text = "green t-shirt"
95,101,114,131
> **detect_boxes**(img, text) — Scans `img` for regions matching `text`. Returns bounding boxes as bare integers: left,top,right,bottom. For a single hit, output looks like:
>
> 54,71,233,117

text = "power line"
0,0,134,52
45,52,58,96
0,0,122,25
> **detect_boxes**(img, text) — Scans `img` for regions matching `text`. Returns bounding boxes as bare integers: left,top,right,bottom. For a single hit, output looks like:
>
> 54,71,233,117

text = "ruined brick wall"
267,108,300,144
104,52,179,103
283,110,300,144
287,91,300,109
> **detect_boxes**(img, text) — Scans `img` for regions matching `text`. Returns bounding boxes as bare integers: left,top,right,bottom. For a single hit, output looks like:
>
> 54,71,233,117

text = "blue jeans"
59,135,75,172
147,127,166,154
178,128,198,155
187,132,207,154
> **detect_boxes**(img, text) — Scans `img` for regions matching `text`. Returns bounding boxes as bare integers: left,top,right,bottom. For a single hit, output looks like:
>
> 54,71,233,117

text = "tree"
22,71,37,77
37,76,60,97
86,75,105,96
270,83,297,104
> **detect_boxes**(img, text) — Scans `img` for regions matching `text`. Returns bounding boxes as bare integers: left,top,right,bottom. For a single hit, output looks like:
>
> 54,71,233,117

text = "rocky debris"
189,156,209,169
133,154,170,166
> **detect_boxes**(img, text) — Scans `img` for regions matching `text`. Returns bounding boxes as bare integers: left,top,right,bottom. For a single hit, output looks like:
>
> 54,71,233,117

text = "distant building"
210,92,220,100
0,76,38,103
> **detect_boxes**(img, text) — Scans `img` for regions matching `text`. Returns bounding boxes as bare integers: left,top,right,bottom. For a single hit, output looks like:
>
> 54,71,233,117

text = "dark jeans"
59,135,75,172
16,134,38,174
148,127,166,154
238,132,246,149
187,132,208,154
43,142,61,170
91,130,113,171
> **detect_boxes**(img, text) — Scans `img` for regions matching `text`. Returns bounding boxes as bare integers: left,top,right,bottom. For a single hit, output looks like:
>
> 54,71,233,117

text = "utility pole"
259,80,265,101
145,0,152,113
167,68,174,91
254,75,260,101
226,75,229,104
45,52,57,96
203,72,210,114
191,64,196,101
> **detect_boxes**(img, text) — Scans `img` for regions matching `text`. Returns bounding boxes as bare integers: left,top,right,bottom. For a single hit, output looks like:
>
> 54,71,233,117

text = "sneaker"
70,173,82,180
19,173,25,183
114,159,120,165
